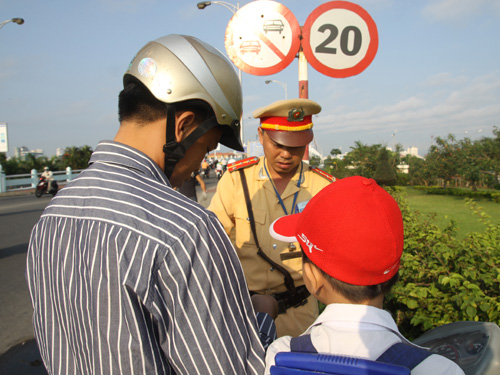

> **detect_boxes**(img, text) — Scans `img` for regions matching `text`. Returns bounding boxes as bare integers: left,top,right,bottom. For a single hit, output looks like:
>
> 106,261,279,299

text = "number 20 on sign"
302,1,378,78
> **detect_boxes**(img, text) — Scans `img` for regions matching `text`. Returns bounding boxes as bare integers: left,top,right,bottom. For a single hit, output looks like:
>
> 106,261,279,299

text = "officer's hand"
251,294,279,319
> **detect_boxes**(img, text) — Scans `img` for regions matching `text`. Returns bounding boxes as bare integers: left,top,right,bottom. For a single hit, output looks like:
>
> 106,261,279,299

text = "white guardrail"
0,167,83,193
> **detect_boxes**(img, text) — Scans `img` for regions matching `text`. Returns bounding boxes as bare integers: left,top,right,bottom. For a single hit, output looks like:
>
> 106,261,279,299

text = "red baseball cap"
269,176,404,286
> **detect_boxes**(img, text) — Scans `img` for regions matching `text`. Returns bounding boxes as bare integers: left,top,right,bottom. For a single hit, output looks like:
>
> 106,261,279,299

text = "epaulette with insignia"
310,167,336,183
228,156,259,173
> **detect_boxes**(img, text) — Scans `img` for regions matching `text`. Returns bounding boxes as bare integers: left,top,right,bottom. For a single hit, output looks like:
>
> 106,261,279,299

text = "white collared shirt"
265,303,465,375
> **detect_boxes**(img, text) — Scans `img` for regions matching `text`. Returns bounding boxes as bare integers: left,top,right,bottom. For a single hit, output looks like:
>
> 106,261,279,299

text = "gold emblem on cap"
288,108,305,122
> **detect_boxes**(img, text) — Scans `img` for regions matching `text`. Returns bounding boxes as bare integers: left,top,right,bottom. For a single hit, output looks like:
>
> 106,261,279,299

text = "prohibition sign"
224,0,301,76
302,1,378,78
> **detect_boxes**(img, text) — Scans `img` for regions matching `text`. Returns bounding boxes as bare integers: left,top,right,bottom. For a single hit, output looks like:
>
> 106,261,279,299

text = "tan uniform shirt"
209,157,334,336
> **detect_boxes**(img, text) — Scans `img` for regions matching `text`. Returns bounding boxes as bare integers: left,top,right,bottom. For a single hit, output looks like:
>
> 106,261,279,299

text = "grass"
402,187,500,240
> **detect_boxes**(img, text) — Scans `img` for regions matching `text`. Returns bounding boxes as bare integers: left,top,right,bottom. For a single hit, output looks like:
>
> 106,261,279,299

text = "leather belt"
251,285,310,315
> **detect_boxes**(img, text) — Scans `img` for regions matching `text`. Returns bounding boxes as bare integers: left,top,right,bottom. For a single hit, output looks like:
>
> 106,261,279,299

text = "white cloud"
422,0,500,21
97,0,157,13
0,58,17,81
312,71,500,153
421,72,468,88
386,97,426,112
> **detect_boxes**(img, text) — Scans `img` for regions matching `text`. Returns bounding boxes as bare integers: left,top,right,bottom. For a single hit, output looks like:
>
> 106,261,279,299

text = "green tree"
323,156,348,179
61,145,93,169
477,127,500,188
330,148,342,157
403,155,433,186
457,138,482,191
0,153,6,169
423,129,500,189
373,148,397,186
309,155,321,168
425,135,460,187
342,141,383,178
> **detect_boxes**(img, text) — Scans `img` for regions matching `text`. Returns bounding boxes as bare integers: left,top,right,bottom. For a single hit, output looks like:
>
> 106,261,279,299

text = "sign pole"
298,45,310,161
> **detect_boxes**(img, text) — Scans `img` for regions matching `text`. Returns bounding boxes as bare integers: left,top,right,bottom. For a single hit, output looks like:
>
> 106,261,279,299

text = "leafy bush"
385,188,500,339
413,186,500,203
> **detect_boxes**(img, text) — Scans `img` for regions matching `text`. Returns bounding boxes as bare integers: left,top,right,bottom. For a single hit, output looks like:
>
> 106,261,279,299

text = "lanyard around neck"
263,158,303,215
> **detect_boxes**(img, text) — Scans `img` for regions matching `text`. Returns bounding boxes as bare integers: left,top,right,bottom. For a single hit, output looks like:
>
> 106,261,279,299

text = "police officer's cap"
253,99,321,147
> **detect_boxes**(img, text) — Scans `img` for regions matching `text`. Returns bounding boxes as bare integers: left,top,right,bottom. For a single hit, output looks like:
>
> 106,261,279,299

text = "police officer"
209,98,336,337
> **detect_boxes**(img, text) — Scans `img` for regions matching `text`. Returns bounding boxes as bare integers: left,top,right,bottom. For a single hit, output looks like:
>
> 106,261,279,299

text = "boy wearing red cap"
265,176,464,374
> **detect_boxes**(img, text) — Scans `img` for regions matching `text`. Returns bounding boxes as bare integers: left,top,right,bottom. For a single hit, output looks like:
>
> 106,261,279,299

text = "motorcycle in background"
35,177,58,198
201,168,210,179
216,168,223,180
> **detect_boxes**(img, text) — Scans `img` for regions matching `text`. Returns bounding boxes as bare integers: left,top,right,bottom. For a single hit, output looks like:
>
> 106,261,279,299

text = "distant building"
13,146,44,160
397,164,410,174
401,146,424,159
14,146,29,159
56,148,65,157
30,149,44,158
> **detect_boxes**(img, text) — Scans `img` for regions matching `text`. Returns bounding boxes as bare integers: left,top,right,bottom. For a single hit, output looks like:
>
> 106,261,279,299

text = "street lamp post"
197,1,238,13
265,80,288,100
197,1,246,150
0,18,24,30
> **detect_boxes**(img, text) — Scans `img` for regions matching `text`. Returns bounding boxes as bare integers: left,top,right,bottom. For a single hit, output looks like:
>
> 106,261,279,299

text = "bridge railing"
0,166,83,193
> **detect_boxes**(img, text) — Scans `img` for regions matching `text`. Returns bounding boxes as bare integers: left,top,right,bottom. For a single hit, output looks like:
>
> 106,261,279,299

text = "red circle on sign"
302,1,378,78
225,0,301,76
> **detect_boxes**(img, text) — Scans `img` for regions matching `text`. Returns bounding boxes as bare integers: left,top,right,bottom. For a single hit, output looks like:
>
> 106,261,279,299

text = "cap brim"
269,214,301,242
266,129,313,147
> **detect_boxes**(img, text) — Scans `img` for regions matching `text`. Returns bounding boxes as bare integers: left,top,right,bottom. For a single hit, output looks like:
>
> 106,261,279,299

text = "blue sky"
1,0,499,158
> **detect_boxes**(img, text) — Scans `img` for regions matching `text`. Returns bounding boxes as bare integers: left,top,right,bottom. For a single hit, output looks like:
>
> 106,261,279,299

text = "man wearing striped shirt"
26,34,276,375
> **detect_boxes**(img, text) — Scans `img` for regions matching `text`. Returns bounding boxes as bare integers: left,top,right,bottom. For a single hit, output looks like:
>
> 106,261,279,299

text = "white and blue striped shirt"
26,141,269,375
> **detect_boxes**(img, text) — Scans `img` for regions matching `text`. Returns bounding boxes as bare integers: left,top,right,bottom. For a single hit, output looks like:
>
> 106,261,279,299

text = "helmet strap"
163,104,183,180
162,104,219,180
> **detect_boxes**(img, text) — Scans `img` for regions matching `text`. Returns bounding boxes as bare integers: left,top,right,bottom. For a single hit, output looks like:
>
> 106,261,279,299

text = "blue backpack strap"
377,342,432,370
291,335,430,370
290,334,318,353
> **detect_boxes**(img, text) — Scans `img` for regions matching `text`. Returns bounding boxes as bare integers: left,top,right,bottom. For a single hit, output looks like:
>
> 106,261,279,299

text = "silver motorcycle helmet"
123,34,243,152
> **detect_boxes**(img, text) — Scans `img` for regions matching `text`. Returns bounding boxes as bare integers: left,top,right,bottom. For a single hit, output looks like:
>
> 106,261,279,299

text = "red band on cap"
261,115,313,132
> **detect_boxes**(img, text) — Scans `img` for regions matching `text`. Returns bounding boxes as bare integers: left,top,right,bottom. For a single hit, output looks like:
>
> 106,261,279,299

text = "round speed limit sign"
302,1,378,78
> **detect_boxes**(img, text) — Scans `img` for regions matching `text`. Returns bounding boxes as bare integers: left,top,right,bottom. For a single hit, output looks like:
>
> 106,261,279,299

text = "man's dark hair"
118,79,215,125
302,251,399,303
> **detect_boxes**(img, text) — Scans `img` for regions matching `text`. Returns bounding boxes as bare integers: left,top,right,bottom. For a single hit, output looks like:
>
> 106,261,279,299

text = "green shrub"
412,186,500,202
385,188,500,339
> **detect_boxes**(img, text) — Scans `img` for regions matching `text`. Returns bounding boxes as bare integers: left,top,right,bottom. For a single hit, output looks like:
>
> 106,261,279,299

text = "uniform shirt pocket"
234,205,267,247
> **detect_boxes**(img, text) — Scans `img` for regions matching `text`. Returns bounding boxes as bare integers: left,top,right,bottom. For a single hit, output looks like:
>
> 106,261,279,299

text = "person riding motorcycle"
201,159,210,179
41,167,54,193
216,160,223,179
